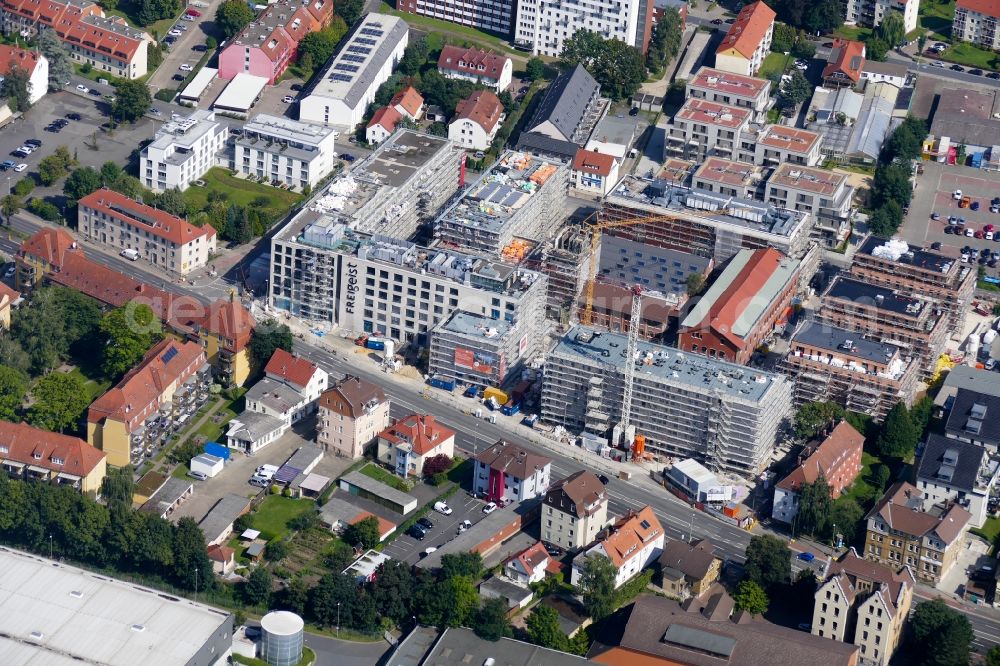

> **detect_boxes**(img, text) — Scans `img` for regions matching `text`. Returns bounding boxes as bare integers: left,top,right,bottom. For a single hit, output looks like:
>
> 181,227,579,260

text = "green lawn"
234,647,315,666
194,392,244,443
64,366,112,403
940,42,1000,70
758,52,790,81
182,168,304,213
360,462,409,491
834,25,873,42
920,0,955,40
378,2,525,58
844,451,883,506
251,495,315,541
971,516,1000,551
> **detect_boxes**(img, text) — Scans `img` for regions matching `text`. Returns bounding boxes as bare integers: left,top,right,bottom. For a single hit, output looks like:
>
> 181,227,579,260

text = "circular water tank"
260,611,304,666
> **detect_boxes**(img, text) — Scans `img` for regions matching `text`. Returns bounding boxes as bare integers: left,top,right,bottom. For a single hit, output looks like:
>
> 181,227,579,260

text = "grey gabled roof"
946,388,1000,445
515,131,579,160
917,434,985,495
527,64,599,143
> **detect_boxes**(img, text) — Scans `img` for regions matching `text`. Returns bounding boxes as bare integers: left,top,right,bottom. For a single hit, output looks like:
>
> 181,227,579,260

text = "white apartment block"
514,0,648,57
692,157,765,200
844,0,919,34
235,113,338,190
766,163,854,247
448,90,504,152
953,0,1000,50
299,13,408,130
0,45,46,105
77,188,216,275
753,125,823,167
140,110,227,192
917,434,999,529
686,67,773,122
472,440,552,503
667,99,754,163
541,470,609,551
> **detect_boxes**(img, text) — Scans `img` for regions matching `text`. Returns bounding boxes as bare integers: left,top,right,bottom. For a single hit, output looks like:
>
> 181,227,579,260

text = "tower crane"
617,284,645,456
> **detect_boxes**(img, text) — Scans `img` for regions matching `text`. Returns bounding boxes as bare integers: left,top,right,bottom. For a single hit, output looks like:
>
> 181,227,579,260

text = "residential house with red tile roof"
954,0,1000,50
377,414,455,478
78,188,217,275
437,46,513,92
265,348,325,397
772,421,864,524
714,1,775,76
0,281,19,329
0,0,149,78
505,541,550,584
473,440,552,503
390,86,424,120
207,544,236,575
317,375,390,459
15,226,79,290
823,39,866,88
865,482,972,584
217,0,334,84
571,148,620,196
87,339,210,467
571,506,664,588
679,247,800,365
365,105,403,145
0,420,107,496
0,44,47,104
813,549,915,666
448,90,504,151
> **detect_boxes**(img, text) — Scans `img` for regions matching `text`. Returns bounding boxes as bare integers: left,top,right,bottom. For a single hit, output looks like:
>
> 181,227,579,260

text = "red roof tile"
822,39,866,84
776,421,864,496
0,44,42,76
437,45,510,83
512,541,549,574
957,0,1000,18
716,0,775,59
264,348,319,390
390,86,424,118
453,90,504,133
20,227,79,268
573,148,616,177
379,414,455,456
79,188,215,246
0,419,105,477
368,105,402,132
596,506,663,568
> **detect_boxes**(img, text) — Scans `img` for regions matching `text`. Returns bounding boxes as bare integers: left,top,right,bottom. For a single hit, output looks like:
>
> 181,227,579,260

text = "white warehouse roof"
0,547,232,665
178,67,217,104
213,72,268,113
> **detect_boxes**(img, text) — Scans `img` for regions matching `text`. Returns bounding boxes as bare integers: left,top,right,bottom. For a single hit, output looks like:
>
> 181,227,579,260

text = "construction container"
500,400,520,416
464,385,482,399
521,414,539,428
484,387,509,405
723,503,740,518
429,375,455,391
366,337,386,351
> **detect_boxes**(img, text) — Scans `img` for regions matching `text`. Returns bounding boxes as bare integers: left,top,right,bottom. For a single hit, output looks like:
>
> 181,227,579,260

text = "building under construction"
541,225,589,322
541,326,792,475
434,150,569,256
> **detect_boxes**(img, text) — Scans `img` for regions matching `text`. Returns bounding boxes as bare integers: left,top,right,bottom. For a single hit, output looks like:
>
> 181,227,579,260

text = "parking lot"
147,0,227,95
899,160,1000,276
381,491,490,566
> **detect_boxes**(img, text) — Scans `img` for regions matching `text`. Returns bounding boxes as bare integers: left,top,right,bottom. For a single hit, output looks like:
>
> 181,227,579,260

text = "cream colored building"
317,375,390,459
812,550,915,666
542,470,609,550
77,188,217,275
376,414,455,478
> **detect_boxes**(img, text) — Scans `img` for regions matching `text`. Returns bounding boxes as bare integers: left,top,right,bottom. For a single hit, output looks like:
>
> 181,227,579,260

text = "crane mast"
618,284,642,448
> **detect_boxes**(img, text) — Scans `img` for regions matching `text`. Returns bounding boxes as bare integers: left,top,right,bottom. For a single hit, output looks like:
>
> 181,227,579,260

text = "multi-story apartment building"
782,321,920,420
0,45,47,105
691,158,765,200
514,0,652,57
953,0,1000,50
218,0,335,84
666,98,753,162
541,470,608,551
396,0,514,37
658,538,721,600
77,188,217,275
570,506,664,589
235,114,338,190
517,64,602,160
434,150,568,255
850,236,975,337
448,89,504,151
936,366,1000,450
602,174,814,264
88,339,211,467
678,248,799,365
139,110,228,192
0,420,107,497
766,163,854,248
772,421,864,524
714,1,775,77
844,0,919,33
686,67,772,122
473,440,552,503
816,276,948,378
428,310,529,388
437,46,513,92
917,434,999,529
753,124,823,167
317,375,390,459
543,326,793,474
864,482,971,584
299,13,408,129
812,550,915,666
376,414,456,477
0,0,149,79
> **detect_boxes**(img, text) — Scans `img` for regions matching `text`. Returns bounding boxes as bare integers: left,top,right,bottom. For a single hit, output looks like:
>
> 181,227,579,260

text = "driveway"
147,0,228,95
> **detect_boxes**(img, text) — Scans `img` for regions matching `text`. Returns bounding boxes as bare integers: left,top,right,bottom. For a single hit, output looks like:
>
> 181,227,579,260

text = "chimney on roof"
424,414,435,437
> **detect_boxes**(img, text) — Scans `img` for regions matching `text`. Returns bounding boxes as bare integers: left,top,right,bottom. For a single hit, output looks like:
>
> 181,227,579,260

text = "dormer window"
51,456,64,465
32,452,42,460
0,445,7,454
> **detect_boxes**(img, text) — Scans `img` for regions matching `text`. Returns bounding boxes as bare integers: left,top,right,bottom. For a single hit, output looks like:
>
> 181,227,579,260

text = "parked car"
179,63,194,72
931,241,942,250
598,474,610,485
88,88,101,96
421,547,437,557
797,551,815,562
972,201,981,211
341,153,356,162
417,517,434,530
931,212,940,220
168,29,182,36
433,501,452,515
282,95,295,103
76,84,89,93
711,18,723,24
989,72,1000,79
482,502,497,515
186,8,201,16
953,189,963,200
932,61,946,68
13,164,26,172
950,64,964,72
0,161,14,171
970,68,984,76
65,112,82,121
3,265,14,279
188,470,208,481
545,544,563,557
628,106,639,116
407,524,427,540
172,74,185,81
25,139,41,148
456,519,472,534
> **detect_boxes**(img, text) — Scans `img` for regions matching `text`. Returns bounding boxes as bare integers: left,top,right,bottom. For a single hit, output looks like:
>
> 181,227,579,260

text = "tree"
733,579,769,615
876,402,918,459
686,273,705,296
1,63,32,113
248,320,294,371
791,39,816,59
281,576,310,616
871,464,891,492
224,203,252,243
154,188,187,217
804,1,843,33
28,371,89,432
112,80,151,123
872,163,912,207
864,36,889,62
38,154,70,186
343,516,381,550
336,0,364,24
987,646,1000,666
1,194,20,225
422,454,452,476
0,366,27,421
793,401,845,440
526,605,567,650
525,57,546,81
472,597,511,641
172,517,214,590
266,538,289,562
876,11,905,47
579,554,617,620
771,22,796,53
441,552,483,580
778,70,811,107
827,496,864,545
101,466,135,511
398,36,430,77
37,29,72,90
63,167,103,205
136,0,183,25
99,302,161,379
216,0,255,39
908,599,974,666
646,8,683,72
368,561,414,625
794,476,832,537
867,200,903,236
744,534,791,589
560,31,646,101
244,566,272,606
441,575,480,627
297,20,349,69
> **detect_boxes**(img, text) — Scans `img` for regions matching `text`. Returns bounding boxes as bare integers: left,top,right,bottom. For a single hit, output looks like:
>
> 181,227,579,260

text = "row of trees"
560,30,646,101
769,0,843,35
645,8,684,75
869,116,928,236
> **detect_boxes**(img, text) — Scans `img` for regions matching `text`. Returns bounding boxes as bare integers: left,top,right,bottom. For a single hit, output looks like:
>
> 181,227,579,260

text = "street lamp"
336,602,341,638
194,567,199,602
48,534,52,559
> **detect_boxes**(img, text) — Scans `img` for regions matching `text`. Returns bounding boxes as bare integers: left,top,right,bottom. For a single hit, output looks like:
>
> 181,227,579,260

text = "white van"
255,464,279,479
120,248,139,261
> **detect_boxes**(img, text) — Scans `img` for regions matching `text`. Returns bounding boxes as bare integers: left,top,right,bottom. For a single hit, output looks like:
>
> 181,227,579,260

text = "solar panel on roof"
331,73,353,82
357,37,377,45
343,54,365,63
360,27,383,36
347,45,371,54
334,63,359,72
162,347,178,363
